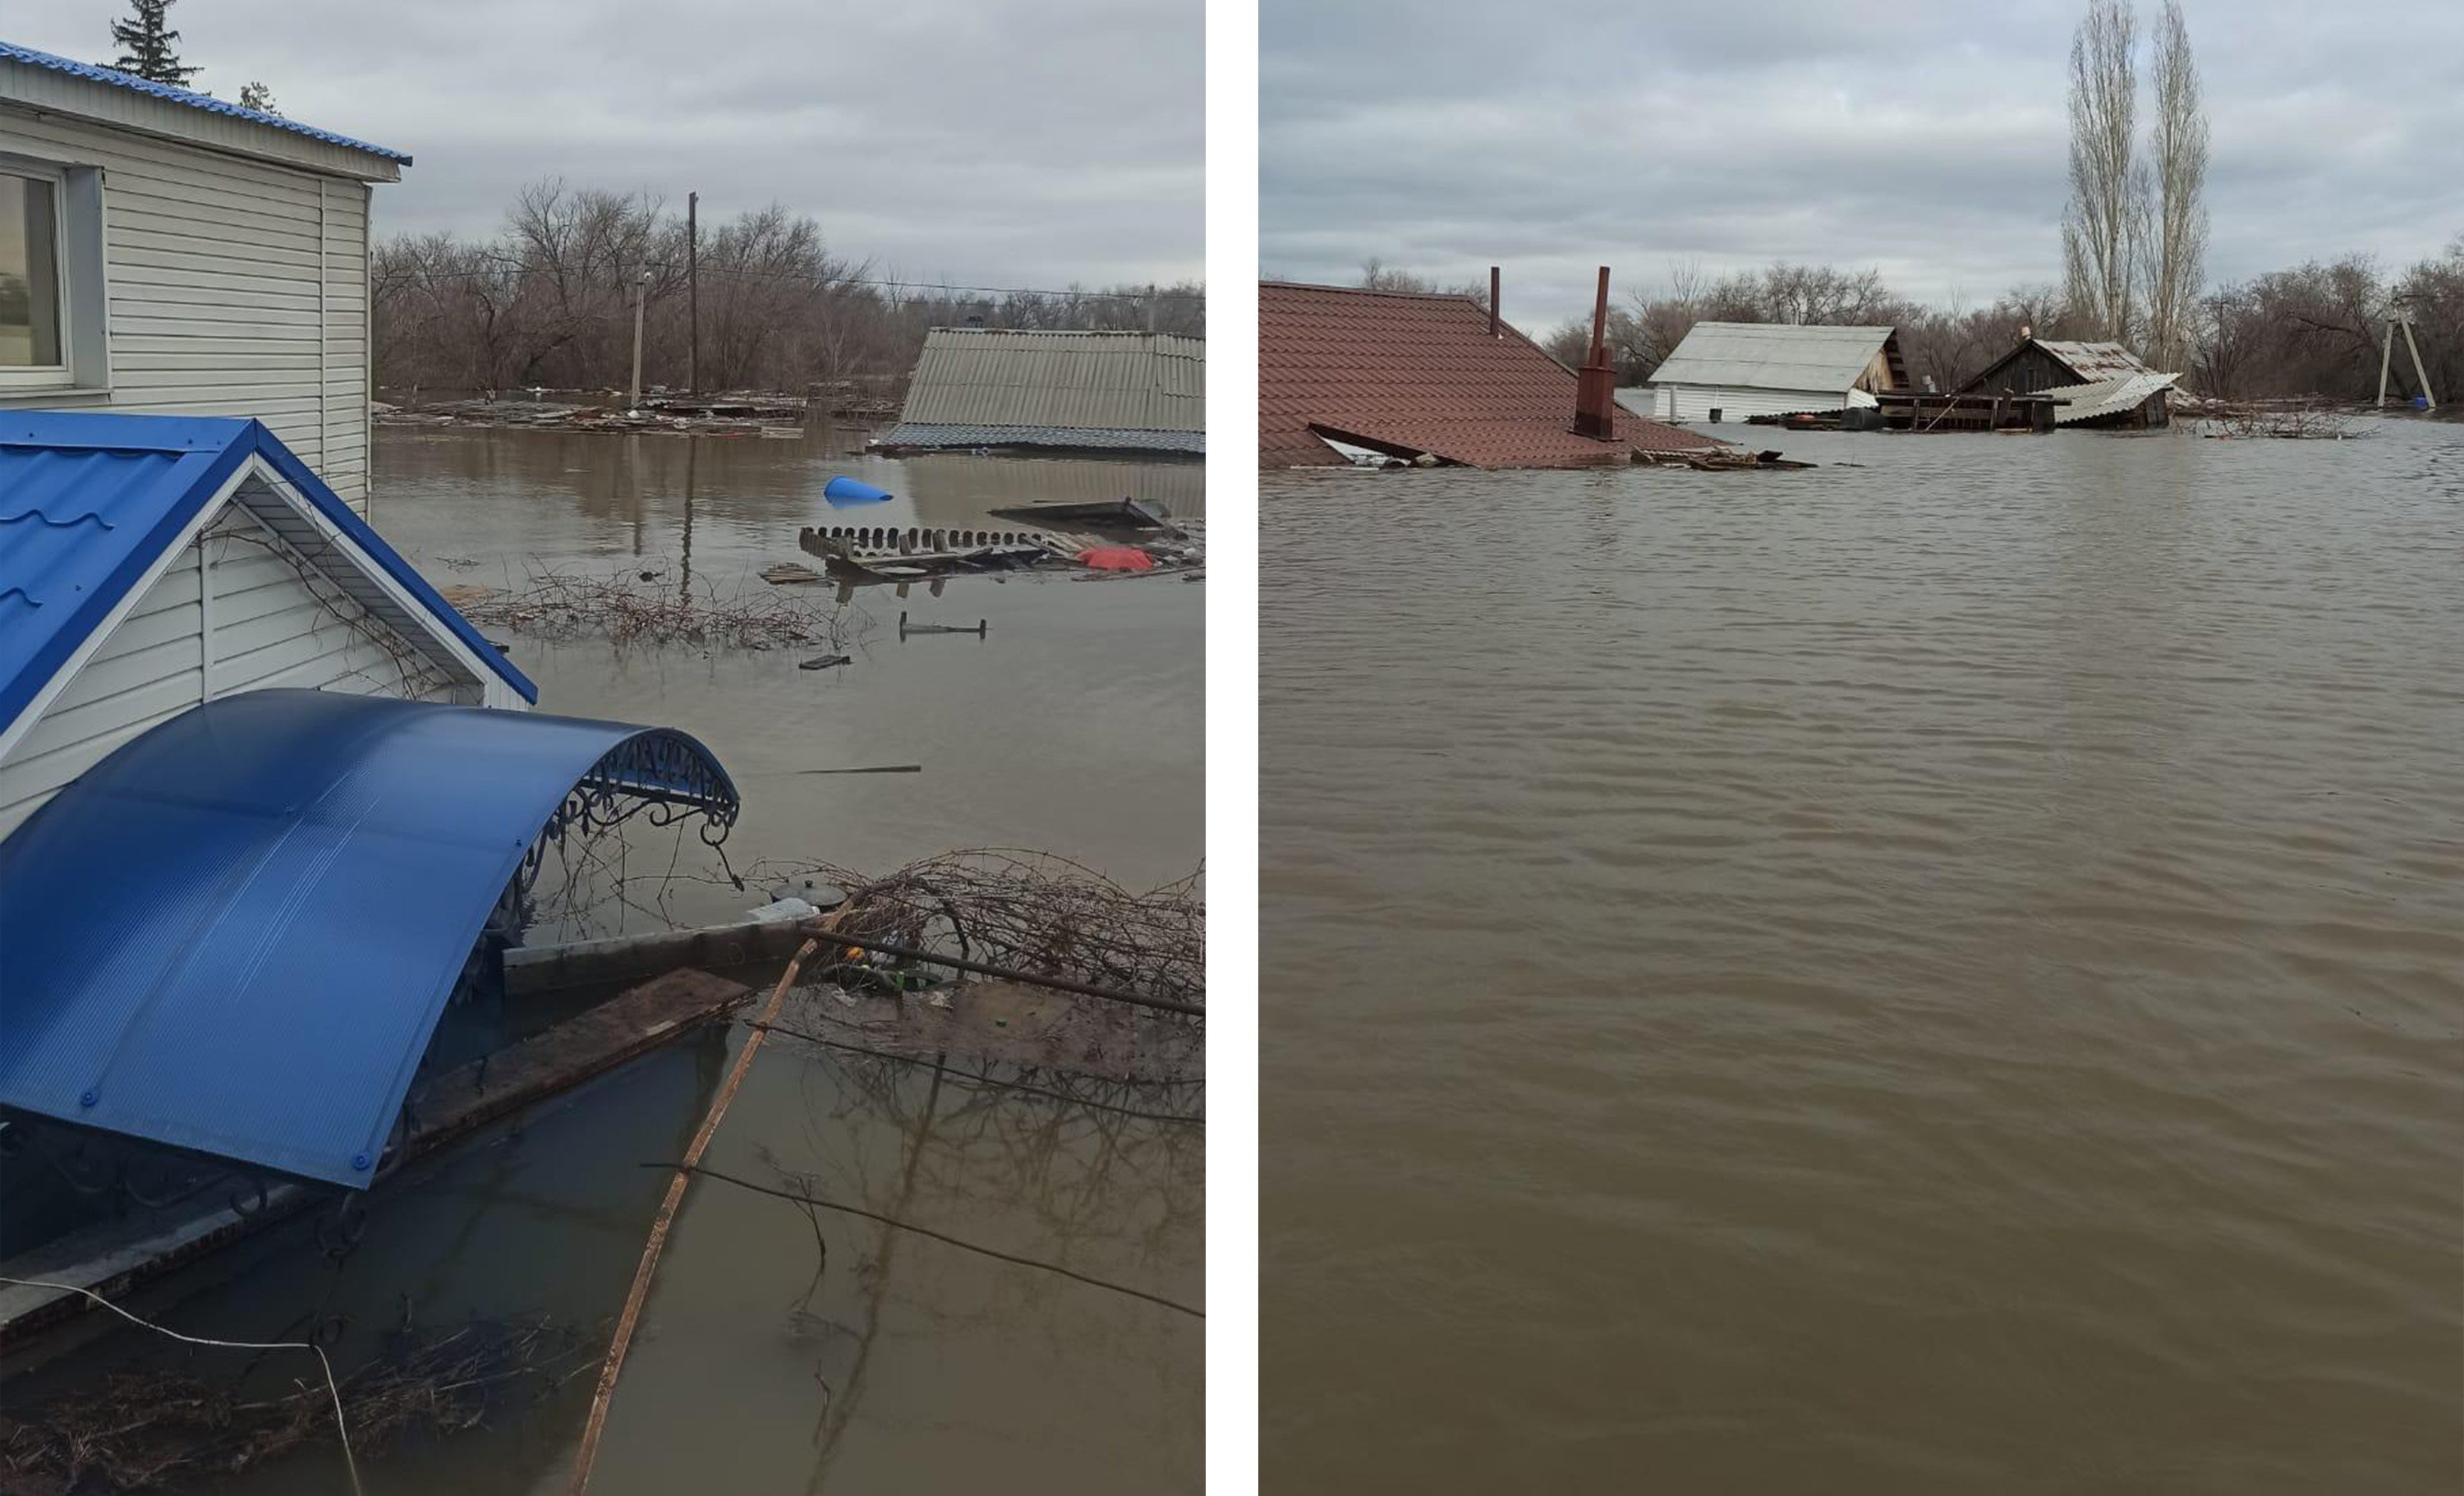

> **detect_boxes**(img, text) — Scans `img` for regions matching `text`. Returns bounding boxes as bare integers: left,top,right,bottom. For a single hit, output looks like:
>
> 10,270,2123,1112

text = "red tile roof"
1260,282,1718,469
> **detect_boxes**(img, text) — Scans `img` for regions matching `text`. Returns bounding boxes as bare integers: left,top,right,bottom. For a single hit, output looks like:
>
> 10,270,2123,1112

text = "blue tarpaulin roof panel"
0,690,738,1188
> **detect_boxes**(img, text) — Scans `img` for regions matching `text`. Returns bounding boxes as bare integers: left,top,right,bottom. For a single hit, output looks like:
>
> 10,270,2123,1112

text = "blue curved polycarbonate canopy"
0,689,737,1188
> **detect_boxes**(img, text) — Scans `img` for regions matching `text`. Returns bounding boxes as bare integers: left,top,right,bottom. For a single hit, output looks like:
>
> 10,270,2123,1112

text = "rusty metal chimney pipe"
1490,265,1501,338
1575,265,1618,440
1588,265,1610,364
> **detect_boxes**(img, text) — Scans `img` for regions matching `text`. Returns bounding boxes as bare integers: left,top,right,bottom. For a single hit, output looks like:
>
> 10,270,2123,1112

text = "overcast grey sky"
1263,0,2463,334
15,0,1202,292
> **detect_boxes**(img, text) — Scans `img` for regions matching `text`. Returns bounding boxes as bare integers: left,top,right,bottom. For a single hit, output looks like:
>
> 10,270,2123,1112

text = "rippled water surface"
1262,421,2464,1493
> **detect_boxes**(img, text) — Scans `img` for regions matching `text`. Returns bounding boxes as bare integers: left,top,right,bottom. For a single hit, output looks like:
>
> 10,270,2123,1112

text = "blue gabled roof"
0,412,536,730
0,40,411,164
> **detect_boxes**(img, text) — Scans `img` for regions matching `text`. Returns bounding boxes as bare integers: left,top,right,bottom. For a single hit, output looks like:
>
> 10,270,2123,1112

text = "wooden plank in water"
503,920,813,995
0,969,751,1350
410,969,751,1152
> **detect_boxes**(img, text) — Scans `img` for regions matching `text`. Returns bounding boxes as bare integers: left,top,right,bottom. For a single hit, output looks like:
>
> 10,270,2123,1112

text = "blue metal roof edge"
0,416,254,734
0,40,413,164
0,412,537,711
241,426,540,703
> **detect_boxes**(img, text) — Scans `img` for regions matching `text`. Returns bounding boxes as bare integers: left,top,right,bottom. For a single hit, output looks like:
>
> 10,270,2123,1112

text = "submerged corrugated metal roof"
0,39,412,163
2034,340,2158,381
0,413,535,743
1259,282,1717,469
2040,371,2181,424
0,689,736,1187
871,421,1205,455
1644,322,1897,393
893,329,1203,438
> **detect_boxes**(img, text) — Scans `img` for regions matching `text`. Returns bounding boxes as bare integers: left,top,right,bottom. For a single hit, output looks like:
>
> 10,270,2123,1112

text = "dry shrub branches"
0,1317,591,1494
753,849,1203,1009
458,566,862,651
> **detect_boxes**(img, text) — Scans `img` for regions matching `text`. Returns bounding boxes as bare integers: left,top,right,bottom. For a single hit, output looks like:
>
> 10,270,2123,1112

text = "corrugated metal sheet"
1643,322,1896,395
872,421,1204,455
2039,371,2180,425
0,689,736,1187
2033,341,2156,381
0,412,535,743
0,39,411,163
894,329,1203,436
1259,282,1717,469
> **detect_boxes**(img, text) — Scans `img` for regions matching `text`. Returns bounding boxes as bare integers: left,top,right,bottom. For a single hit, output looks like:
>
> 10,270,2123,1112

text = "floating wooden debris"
986,496,1183,539
760,562,824,585
1646,449,1823,471
899,610,987,638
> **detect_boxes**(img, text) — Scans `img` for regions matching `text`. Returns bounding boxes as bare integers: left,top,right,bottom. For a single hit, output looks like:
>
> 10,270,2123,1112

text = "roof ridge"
1262,279,1488,305
0,39,411,164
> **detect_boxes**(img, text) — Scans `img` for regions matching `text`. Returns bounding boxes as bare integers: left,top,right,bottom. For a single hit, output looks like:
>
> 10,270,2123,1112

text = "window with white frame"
0,156,105,393
0,166,65,375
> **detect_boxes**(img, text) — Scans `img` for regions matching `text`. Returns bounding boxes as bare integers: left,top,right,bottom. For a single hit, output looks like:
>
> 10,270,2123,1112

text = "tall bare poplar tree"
2140,0,2209,371
2060,0,2140,343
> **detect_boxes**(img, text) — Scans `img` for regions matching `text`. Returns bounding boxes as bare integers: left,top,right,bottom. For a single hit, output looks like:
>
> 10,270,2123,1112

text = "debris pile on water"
0,1316,594,1494
708,849,1204,1015
453,566,862,651
2185,399,2360,439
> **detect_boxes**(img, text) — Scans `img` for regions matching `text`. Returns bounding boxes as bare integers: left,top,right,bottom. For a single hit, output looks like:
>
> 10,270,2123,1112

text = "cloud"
1262,0,2464,333
12,0,1203,291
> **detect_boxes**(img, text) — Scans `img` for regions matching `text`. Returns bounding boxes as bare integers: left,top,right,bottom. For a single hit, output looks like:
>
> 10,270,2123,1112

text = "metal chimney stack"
1490,265,1501,338
1574,265,1618,440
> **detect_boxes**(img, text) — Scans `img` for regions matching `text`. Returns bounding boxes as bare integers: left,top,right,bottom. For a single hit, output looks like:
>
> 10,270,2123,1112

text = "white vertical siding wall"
1619,385,1859,423
0,506,471,840
0,113,377,511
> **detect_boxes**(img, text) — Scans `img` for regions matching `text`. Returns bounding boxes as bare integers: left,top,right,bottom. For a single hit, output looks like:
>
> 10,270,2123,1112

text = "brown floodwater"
1262,420,2464,1493
0,426,1202,1494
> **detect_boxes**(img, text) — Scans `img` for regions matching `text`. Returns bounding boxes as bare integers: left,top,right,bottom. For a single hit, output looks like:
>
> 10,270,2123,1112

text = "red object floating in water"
1080,546,1155,573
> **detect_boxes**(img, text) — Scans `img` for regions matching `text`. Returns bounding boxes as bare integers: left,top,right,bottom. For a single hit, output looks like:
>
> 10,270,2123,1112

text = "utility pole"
627,268,650,413
687,191,699,395
2376,302,2438,412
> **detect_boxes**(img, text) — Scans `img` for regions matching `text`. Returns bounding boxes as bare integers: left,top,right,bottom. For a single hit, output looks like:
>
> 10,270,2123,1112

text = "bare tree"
371,178,1202,398
1356,257,1490,306
2061,0,2142,343
2139,0,2208,370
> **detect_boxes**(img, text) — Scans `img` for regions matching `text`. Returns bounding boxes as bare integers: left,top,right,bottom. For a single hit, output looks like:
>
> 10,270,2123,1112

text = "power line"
385,253,1204,304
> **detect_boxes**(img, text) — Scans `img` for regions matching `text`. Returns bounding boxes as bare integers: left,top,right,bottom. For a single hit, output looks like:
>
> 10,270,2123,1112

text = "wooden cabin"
1958,338,2177,429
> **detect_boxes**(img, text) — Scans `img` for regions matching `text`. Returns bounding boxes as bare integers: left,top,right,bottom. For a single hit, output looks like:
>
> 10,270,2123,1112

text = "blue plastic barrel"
2414,395,2431,412
824,476,894,505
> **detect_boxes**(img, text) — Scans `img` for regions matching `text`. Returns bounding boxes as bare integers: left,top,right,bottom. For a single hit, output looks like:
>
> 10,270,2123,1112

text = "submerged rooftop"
1260,282,1715,469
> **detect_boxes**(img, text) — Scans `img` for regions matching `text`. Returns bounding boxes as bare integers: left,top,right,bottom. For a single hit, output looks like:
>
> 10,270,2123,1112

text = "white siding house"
0,40,406,511
1621,323,1908,424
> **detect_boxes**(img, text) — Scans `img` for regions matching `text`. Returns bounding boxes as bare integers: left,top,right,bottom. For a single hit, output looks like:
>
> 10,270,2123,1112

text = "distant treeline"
1516,249,2464,403
373,180,1205,398
1349,250,2462,404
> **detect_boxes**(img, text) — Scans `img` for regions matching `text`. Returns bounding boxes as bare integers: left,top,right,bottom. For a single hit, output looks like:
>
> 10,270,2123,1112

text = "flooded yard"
1,426,1202,1494
1262,420,2463,1493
